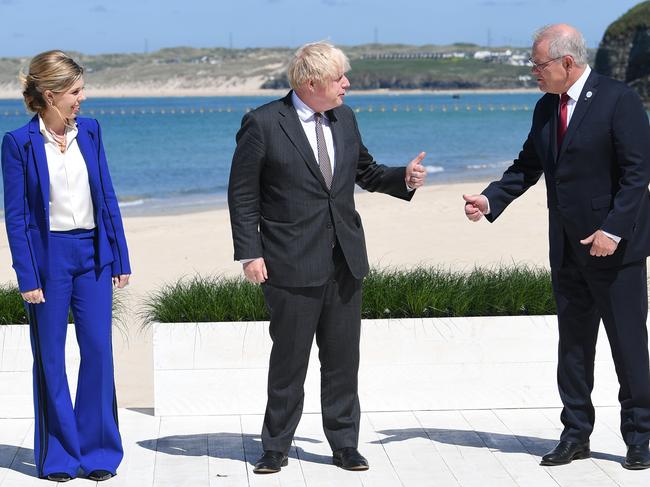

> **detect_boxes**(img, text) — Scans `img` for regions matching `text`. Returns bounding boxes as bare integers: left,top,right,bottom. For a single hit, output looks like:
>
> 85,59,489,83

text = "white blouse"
39,116,95,231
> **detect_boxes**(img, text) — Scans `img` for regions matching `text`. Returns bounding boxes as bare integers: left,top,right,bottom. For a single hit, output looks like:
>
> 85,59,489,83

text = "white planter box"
0,325,80,418
152,316,624,416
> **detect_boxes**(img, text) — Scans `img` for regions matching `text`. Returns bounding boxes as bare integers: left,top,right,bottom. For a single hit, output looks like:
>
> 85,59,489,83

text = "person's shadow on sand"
371,428,625,464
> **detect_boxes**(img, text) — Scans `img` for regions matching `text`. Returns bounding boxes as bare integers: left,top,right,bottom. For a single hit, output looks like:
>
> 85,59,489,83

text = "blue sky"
0,0,643,56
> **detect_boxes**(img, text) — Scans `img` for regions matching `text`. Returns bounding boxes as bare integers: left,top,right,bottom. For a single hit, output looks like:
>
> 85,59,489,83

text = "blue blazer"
2,115,131,292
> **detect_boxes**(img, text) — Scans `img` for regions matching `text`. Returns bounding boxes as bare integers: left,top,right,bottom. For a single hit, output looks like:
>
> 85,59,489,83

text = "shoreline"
115,173,509,217
119,175,506,217
0,175,512,219
0,87,540,100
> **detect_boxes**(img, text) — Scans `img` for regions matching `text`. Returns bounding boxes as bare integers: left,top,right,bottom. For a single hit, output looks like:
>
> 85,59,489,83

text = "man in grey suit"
228,41,426,474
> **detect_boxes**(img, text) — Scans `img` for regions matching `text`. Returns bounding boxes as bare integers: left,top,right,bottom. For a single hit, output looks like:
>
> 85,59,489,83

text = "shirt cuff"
240,258,257,264
601,230,621,244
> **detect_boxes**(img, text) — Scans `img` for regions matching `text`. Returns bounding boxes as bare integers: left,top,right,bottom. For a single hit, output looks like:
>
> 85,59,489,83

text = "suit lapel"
549,99,559,164
75,120,101,210
558,72,599,160
27,116,50,213
277,93,330,192
535,100,558,167
327,108,345,190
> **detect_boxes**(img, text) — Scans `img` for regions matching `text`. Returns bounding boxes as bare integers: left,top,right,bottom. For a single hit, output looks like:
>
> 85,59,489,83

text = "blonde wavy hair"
287,41,350,90
20,50,84,113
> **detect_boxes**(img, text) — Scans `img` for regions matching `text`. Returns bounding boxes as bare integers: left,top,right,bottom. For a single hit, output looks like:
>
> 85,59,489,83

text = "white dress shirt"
563,65,591,125
292,91,337,172
39,116,95,231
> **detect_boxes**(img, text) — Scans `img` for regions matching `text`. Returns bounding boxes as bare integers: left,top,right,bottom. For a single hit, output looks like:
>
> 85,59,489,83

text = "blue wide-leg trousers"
27,229,122,478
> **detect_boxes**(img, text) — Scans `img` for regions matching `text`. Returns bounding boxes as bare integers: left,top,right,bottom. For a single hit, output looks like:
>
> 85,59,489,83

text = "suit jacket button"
331,241,336,248
326,223,332,229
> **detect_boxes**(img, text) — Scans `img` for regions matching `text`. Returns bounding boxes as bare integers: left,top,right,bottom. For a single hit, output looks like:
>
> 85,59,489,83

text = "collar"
566,65,591,102
38,115,78,144
291,91,329,122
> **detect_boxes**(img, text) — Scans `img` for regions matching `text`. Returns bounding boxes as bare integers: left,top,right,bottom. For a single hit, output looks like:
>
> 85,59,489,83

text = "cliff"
595,1,650,105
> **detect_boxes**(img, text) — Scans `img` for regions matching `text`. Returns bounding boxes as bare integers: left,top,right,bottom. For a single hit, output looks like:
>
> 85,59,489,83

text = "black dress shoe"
88,469,114,481
253,450,288,474
540,440,590,466
623,442,650,470
45,472,72,482
333,447,369,471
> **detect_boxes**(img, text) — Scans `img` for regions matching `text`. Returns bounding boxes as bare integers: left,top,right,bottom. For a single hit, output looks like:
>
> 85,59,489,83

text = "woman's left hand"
112,274,130,288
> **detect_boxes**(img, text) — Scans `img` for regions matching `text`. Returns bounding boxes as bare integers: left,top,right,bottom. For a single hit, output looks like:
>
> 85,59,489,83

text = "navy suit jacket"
228,92,413,287
482,72,650,268
2,115,131,292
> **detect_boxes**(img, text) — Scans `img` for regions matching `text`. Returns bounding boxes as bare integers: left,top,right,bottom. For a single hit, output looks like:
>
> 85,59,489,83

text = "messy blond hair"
20,50,84,113
287,41,350,90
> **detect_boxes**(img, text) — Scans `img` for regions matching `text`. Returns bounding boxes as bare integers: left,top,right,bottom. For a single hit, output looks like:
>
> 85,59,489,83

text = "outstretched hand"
405,152,427,189
463,194,488,222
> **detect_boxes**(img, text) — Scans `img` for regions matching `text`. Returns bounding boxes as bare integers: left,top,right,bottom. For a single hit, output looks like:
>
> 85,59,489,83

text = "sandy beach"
0,179,550,407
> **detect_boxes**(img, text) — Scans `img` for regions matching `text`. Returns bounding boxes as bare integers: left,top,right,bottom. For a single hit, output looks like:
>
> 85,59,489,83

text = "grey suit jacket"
228,92,413,287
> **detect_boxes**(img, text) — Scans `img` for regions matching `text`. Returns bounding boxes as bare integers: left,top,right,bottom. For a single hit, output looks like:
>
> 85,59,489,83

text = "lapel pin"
585,91,593,99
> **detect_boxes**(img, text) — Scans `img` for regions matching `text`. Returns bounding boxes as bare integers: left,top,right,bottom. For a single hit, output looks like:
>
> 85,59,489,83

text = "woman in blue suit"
1,51,131,483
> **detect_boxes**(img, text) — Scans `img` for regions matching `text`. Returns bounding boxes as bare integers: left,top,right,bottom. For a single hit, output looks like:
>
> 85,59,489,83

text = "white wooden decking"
1,406,649,486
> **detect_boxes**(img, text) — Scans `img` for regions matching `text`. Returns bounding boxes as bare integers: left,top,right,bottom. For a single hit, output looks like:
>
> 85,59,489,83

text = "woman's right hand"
21,288,45,304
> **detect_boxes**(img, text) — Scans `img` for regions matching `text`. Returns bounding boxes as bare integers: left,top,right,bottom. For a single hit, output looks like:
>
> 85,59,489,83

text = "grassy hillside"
1,43,538,93
602,1,650,38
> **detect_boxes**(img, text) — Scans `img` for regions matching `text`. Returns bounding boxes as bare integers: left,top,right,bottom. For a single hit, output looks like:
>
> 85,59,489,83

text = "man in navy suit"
228,41,426,474
464,24,650,469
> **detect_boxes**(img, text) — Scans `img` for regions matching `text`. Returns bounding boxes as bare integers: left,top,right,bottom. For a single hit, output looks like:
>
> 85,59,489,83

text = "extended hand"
243,257,268,284
21,288,45,304
580,230,618,257
463,194,488,222
113,274,130,288
405,152,427,189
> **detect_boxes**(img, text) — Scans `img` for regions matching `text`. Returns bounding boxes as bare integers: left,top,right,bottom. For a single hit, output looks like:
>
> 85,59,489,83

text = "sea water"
0,92,539,215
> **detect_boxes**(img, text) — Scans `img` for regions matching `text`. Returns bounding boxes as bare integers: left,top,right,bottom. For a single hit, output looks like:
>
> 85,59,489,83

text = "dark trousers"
552,242,650,445
28,230,122,478
260,246,362,453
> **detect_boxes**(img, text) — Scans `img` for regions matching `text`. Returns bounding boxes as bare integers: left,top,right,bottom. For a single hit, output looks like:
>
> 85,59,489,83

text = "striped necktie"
314,113,333,189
